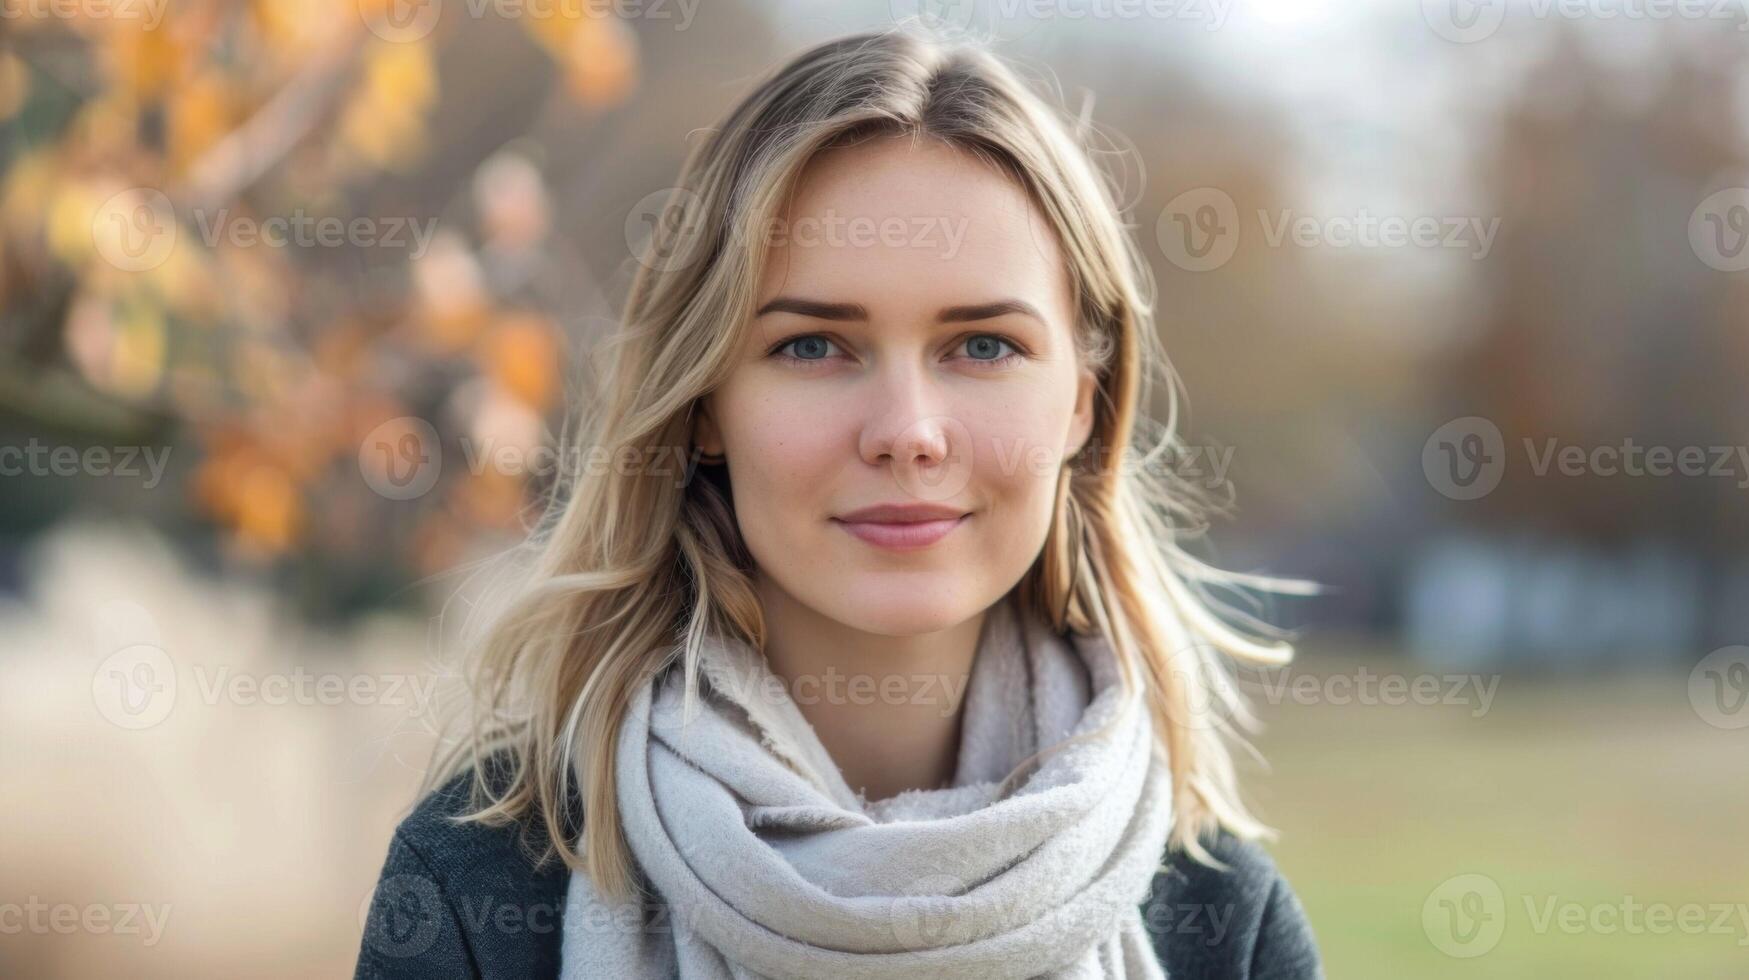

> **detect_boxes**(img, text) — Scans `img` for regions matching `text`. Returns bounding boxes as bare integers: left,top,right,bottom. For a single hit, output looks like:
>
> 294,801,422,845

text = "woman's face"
693,135,1097,636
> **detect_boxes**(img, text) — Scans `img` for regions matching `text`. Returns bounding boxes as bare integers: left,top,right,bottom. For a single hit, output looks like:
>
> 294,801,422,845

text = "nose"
854,362,978,504
857,362,953,469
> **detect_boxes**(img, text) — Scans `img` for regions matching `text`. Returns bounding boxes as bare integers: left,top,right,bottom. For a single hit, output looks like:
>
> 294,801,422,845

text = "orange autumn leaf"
456,466,526,528
232,460,302,553
517,3,586,57
168,70,237,173
363,37,438,111
100,23,180,103
411,231,489,353
478,312,561,411
0,51,29,122
563,17,636,108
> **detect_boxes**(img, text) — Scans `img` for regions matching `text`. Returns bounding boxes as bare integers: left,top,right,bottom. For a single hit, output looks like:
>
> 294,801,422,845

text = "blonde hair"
427,27,1317,903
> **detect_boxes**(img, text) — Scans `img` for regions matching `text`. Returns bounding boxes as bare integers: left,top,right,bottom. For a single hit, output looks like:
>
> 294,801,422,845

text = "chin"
819,585,982,637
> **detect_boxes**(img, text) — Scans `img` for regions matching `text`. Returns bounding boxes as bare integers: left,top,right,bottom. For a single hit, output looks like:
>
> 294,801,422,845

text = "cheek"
718,388,849,535
967,395,1073,541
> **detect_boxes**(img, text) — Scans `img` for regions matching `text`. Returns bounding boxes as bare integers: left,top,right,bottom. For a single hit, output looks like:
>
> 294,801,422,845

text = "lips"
834,503,969,524
830,503,971,551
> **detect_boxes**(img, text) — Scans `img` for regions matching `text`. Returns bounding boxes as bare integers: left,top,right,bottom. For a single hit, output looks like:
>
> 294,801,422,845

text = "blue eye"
774,335,839,361
768,333,1024,367
963,335,1017,362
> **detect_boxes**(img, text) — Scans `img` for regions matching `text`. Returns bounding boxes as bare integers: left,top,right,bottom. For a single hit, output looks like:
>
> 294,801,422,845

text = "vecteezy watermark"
359,416,442,501
458,438,694,487
624,187,707,273
1155,187,1241,273
1087,440,1235,490
0,0,169,28
358,418,708,501
358,0,443,42
1256,209,1500,260
360,0,700,42
0,440,171,488
1141,901,1238,947
1690,188,1749,272
91,187,177,273
624,187,980,272
1240,664,1502,718
468,0,698,28
1422,417,1507,500
1422,416,1749,500
1423,873,1749,957
1423,0,1749,43
1156,188,1500,272
1689,646,1749,730
89,187,440,270
361,874,445,958
0,898,171,946
360,873,679,961
192,208,438,259
681,660,973,721
1423,874,1508,957
890,0,1233,35
746,210,971,260
90,643,177,730
91,644,440,730
358,417,1240,503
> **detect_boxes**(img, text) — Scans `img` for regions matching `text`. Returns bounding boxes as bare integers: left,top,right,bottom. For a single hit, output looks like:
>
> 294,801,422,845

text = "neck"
754,574,989,803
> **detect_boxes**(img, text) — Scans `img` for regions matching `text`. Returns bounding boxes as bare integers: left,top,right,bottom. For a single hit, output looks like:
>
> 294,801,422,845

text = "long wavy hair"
425,26,1316,904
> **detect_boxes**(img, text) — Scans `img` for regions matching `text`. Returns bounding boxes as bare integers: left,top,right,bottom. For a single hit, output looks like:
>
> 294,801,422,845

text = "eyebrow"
754,297,1047,324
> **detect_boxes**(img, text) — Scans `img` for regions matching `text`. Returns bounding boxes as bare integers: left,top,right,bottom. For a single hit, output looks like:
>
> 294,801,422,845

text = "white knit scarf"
560,594,1174,980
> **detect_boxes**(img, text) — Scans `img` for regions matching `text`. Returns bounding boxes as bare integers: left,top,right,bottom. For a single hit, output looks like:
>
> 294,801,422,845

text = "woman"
358,27,1323,980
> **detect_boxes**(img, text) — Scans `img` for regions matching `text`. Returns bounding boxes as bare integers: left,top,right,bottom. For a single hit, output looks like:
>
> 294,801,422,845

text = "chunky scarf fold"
561,595,1174,980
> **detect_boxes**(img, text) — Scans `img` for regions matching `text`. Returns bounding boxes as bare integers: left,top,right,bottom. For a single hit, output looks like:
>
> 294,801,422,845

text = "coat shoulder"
1142,831,1324,980
355,762,572,980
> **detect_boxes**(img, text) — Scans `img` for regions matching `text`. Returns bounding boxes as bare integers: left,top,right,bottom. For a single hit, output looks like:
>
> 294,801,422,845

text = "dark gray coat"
356,763,1323,979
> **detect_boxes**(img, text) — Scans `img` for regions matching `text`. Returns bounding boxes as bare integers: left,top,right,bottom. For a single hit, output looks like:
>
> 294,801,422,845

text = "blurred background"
3,0,1748,976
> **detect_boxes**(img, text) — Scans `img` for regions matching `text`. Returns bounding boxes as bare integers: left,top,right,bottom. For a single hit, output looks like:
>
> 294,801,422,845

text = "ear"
1066,366,1097,460
692,398,725,457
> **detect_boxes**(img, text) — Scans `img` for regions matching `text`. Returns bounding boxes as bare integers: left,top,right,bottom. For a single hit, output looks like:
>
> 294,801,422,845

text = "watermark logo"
1689,188,1749,272
626,187,708,272
888,872,976,949
1689,645,1749,730
1157,187,1240,272
1142,900,1237,946
0,439,172,487
191,208,438,259
1425,0,1749,43
747,209,971,260
359,0,444,43
1423,873,1507,957
360,416,443,501
362,874,444,958
93,646,440,729
91,187,176,273
1422,0,1508,42
0,0,169,28
1426,418,1749,500
1246,665,1502,718
891,0,980,34
1423,416,1506,501
1257,209,1500,260
889,414,976,503
1159,194,1500,270
92,643,177,730
1426,874,1749,955
891,0,1232,33
0,898,171,946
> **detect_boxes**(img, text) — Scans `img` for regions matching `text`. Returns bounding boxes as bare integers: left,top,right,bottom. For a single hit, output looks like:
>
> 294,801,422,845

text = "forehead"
754,134,1072,317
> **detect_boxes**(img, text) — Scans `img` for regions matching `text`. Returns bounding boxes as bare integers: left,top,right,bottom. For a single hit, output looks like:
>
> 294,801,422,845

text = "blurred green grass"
1254,641,1749,979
